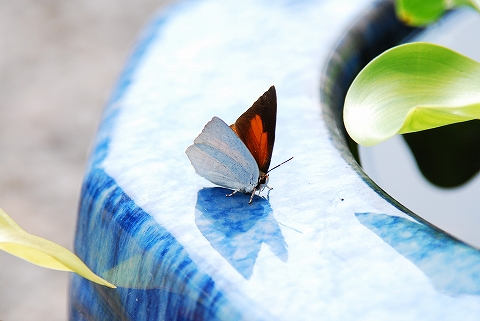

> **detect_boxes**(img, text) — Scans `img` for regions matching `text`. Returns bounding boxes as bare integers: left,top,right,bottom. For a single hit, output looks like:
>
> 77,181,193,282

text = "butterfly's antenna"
266,156,294,174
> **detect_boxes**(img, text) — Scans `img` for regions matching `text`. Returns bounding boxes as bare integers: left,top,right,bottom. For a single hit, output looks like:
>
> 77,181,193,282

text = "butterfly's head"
258,172,269,189
255,156,293,194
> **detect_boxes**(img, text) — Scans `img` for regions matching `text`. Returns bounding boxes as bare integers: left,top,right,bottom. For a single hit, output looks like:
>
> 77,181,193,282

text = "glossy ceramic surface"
69,0,480,320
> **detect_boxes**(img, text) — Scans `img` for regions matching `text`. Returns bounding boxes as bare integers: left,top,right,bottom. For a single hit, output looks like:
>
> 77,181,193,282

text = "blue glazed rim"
319,0,466,235
321,0,417,164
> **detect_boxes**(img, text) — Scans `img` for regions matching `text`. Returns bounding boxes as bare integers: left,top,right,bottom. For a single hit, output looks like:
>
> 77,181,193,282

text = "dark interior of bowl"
321,0,480,189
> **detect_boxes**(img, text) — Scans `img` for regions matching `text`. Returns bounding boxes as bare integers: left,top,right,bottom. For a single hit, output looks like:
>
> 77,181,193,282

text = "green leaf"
344,42,480,146
395,0,479,26
0,208,116,288
473,0,480,10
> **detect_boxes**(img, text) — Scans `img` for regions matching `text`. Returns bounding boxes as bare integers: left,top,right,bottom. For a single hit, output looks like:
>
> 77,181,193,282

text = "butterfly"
186,86,292,203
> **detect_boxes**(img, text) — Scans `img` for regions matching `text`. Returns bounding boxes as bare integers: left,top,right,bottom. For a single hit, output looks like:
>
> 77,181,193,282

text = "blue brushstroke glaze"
195,188,288,279
71,5,257,320
70,0,480,318
356,212,480,296
70,169,245,320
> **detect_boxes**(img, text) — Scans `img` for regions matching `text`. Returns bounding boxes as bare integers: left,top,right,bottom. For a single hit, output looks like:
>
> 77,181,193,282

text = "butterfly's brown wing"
230,86,277,174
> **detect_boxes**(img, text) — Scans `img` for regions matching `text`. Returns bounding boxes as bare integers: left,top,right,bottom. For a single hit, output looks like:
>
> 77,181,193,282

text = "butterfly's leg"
226,189,241,197
261,185,273,191
248,187,258,204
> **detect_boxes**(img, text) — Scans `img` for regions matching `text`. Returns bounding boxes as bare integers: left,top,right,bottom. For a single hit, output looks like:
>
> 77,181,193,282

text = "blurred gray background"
0,1,171,320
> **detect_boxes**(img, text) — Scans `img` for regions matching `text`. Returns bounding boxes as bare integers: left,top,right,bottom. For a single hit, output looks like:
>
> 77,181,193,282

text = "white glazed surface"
99,0,480,319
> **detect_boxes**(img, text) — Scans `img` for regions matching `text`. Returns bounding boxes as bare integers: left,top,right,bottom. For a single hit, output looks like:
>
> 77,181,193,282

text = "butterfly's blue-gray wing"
186,117,259,193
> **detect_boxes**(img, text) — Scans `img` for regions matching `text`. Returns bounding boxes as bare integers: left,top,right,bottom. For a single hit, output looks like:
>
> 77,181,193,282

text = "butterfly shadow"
195,187,288,279
356,212,480,296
